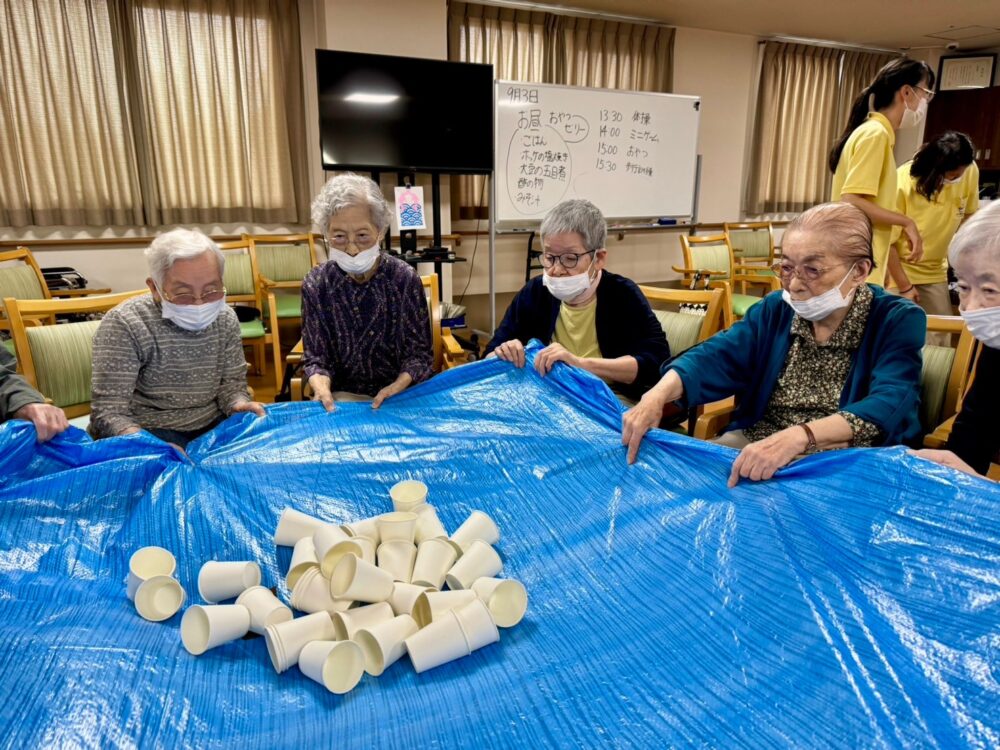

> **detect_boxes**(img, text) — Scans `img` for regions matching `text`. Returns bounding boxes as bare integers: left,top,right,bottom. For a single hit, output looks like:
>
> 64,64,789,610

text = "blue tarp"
1,342,998,749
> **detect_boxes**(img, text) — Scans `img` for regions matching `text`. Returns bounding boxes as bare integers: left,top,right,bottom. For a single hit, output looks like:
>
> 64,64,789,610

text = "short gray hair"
311,173,392,236
949,200,1000,267
145,228,225,288
539,199,608,252
786,202,874,266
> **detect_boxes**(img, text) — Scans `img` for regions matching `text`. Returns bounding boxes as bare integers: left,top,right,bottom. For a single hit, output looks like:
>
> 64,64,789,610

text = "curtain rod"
457,0,675,29
760,35,902,56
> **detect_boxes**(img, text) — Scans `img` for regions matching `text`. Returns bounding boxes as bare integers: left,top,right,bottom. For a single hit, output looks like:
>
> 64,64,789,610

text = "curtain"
744,41,899,216
447,1,674,219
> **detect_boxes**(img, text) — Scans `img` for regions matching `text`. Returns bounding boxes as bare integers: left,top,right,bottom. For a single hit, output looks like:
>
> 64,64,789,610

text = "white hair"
949,200,1000,267
310,173,392,236
145,229,225,288
539,199,608,252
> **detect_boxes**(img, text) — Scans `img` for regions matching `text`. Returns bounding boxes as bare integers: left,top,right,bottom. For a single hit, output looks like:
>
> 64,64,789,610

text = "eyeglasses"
915,85,935,102
771,261,844,283
540,249,595,270
328,230,377,250
162,287,226,306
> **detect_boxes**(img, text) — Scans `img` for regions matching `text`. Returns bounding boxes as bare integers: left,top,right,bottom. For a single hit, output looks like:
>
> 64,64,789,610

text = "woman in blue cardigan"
622,202,926,486
486,199,669,403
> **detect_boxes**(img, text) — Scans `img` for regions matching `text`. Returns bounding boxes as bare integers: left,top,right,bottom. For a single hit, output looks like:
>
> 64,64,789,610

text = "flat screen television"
316,49,494,174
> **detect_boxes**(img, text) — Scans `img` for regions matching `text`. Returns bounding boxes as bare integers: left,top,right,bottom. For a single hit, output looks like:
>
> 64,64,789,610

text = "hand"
372,381,407,409
231,400,266,418
909,449,980,477
899,285,920,303
728,426,808,487
12,402,69,443
534,342,580,376
903,221,923,263
493,339,526,368
621,390,667,465
308,374,335,412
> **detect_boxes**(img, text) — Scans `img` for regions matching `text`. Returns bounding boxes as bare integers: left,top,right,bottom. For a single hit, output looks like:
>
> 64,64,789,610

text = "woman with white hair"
913,201,1000,478
302,174,433,409
90,228,265,448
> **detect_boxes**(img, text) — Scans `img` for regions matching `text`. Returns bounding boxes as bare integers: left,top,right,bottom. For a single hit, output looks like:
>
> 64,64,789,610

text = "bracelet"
898,285,914,294
798,423,818,453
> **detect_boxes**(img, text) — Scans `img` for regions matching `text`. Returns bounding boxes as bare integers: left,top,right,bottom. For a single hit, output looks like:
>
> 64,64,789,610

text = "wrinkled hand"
899,286,920,303
904,221,923,263
372,381,407,409
12,402,69,443
231,400,266,418
621,391,667,465
728,427,807,487
909,448,980,477
492,339,526,368
534,342,580,377
308,374,335,412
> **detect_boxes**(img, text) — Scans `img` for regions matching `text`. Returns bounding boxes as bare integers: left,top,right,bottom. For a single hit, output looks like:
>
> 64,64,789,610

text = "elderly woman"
622,202,926,485
90,229,265,448
302,174,433,410
486,199,669,403
913,202,1000,478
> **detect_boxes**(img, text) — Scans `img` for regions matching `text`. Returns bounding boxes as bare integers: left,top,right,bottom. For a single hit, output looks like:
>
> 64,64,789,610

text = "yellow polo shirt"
831,112,897,286
892,161,980,285
552,298,602,360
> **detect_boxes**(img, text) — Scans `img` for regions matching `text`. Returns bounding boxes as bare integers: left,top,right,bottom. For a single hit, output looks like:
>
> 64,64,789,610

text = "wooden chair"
0,248,56,349
674,234,778,328
219,239,266,376
638,285,727,356
4,290,149,418
724,222,777,275
246,233,320,390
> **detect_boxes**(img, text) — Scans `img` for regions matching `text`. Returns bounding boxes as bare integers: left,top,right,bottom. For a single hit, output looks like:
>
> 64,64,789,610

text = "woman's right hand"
622,390,667,465
492,339,526,368
903,220,924,263
308,374,335,412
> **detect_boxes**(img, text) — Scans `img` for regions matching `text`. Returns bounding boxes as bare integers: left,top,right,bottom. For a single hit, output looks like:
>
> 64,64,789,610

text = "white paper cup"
134,575,186,621
318,539,366,579
197,561,262,603
410,537,458,589
181,604,251,655
423,590,477,624
264,611,337,673
237,585,293,635
330,555,394,603
299,640,365,694
413,505,449,545
274,508,327,547
291,566,353,616
471,577,528,628
450,510,500,550
287,537,319,591
377,540,417,583
445,540,502,590
377,512,418,544
453,597,500,652
404,609,471,673
313,524,351,570
389,480,428,512
388,582,437,618
341,516,382,545
354,614,418,676
126,546,176,601
331,601,395,641
352,535,377,565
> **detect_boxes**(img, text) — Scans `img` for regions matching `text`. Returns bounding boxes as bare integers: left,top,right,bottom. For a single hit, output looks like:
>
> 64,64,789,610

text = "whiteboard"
495,80,700,226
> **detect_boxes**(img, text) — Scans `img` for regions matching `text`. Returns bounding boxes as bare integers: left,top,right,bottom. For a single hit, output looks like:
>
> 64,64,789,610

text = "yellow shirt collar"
867,111,896,148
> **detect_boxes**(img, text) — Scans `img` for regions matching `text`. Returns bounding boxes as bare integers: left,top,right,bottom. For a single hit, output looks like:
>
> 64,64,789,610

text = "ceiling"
527,0,1000,51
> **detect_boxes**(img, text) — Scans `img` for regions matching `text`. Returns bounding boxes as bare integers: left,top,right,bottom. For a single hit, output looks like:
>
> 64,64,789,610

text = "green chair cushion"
729,229,771,260
920,343,956,431
25,320,102,409
264,292,302,319
240,320,266,339
652,309,704,355
257,245,312,283
732,294,763,318
690,243,731,281
0,265,47,307
222,253,256,297
2,338,14,356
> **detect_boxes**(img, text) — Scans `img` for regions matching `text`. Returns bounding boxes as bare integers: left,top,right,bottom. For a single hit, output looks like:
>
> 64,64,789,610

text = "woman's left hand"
372,379,410,409
728,426,808,488
534,342,580,376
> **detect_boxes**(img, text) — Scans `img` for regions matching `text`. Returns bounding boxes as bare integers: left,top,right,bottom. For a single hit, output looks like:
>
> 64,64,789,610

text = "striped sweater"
89,295,251,438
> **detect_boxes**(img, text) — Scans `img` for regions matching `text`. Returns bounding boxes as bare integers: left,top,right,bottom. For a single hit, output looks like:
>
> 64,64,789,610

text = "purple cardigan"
301,254,433,396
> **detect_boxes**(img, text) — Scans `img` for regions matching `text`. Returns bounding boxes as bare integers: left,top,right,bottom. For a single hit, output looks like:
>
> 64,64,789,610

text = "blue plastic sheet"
1,341,998,748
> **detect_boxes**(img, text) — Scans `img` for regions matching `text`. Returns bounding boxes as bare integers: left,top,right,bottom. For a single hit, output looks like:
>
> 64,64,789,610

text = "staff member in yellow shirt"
888,132,979,332
830,58,936,286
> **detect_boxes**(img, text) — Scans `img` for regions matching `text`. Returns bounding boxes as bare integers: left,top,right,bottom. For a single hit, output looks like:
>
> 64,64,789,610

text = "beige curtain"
448,2,673,218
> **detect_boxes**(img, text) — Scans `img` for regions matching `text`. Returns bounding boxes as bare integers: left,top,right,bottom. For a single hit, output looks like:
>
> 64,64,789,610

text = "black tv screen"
316,49,494,174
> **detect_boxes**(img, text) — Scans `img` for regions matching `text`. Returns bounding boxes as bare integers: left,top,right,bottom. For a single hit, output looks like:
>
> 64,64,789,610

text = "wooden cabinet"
925,87,1000,170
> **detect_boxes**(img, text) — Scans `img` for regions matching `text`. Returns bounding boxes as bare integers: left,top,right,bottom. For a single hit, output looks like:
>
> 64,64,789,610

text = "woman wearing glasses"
830,58,936,286
622,202,925,486
486,198,669,404
302,174,433,410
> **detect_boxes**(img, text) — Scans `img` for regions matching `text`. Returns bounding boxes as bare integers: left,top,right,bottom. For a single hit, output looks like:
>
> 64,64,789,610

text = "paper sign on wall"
395,186,427,230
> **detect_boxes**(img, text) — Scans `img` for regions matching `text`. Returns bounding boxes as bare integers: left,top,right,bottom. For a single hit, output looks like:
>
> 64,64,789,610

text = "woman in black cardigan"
913,202,1000,478
485,199,669,403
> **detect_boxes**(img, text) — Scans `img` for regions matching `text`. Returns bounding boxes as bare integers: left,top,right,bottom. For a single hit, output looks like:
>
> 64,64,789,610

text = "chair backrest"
638,285,726,355
4,290,149,416
724,222,774,264
246,234,318,285
420,274,443,372
218,239,259,303
0,247,51,320
919,315,978,432
680,234,734,282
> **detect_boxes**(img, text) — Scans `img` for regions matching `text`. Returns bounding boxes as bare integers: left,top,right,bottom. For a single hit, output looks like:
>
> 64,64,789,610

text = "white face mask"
943,175,963,185
331,246,380,275
899,94,927,130
781,264,858,322
961,306,1000,349
160,296,227,331
542,265,597,302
